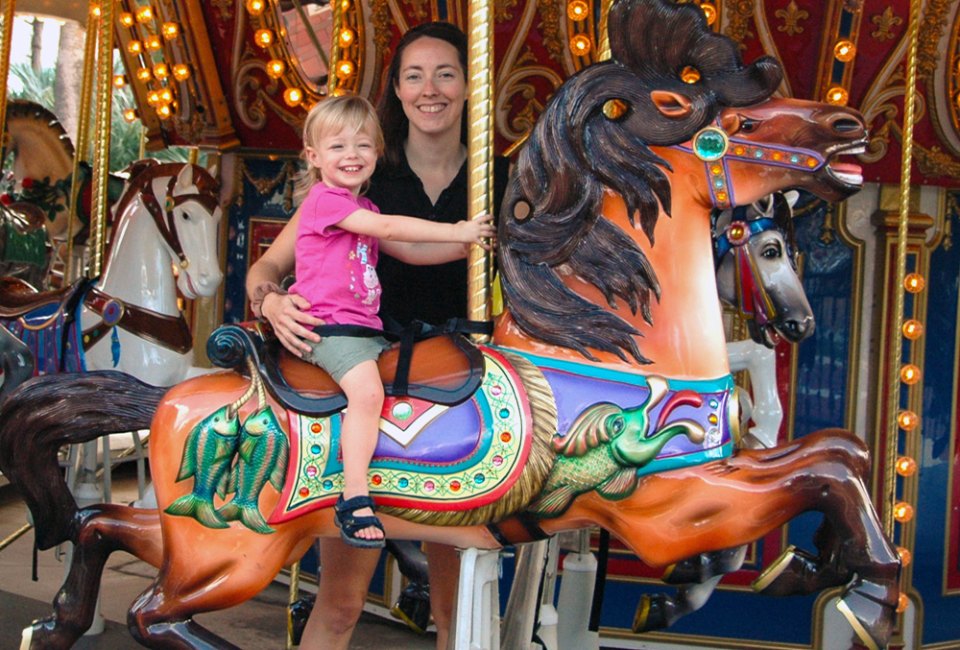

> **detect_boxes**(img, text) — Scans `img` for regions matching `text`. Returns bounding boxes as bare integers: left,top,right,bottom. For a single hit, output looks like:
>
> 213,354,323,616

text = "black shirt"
366,151,508,327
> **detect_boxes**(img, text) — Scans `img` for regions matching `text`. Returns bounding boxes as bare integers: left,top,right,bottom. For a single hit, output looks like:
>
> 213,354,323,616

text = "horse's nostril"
832,118,862,134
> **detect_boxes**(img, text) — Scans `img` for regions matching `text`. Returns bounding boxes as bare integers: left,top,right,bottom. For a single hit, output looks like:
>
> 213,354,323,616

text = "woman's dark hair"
378,21,468,168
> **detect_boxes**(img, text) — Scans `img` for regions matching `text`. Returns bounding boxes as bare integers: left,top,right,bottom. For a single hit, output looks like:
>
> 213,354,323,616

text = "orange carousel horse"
0,1,898,649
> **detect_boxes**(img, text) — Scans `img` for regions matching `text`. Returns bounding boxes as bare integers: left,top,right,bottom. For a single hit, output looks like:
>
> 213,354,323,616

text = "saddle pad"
269,346,533,523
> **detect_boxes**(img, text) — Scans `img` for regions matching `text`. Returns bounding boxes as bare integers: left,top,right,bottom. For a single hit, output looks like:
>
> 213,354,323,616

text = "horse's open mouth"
824,141,867,190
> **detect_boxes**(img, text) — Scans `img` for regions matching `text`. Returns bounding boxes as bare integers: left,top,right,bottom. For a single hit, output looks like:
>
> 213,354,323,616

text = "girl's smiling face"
305,125,378,195
394,36,466,139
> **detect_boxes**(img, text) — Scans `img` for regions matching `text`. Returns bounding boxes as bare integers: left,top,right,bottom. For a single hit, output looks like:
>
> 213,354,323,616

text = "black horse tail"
0,371,166,549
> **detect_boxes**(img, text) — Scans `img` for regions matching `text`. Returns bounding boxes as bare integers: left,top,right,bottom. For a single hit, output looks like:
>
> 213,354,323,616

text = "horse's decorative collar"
82,286,193,354
678,122,826,210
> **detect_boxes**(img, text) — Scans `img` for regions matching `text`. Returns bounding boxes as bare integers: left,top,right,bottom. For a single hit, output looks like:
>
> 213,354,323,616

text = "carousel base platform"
0,465,435,650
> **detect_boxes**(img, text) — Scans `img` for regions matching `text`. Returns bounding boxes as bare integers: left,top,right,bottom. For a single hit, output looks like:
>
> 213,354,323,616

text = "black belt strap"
311,318,493,396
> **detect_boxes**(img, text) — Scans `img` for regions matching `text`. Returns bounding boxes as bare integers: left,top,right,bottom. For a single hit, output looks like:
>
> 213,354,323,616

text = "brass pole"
285,561,300,649
89,0,115,278
66,9,98,281
0,0,16,147
598,0,612,61
326,0,343,96
466,0,494,340
883,0,921,538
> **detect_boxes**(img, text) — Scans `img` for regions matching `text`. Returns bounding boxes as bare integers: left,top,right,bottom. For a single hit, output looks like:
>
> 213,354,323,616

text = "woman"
246,21,508,650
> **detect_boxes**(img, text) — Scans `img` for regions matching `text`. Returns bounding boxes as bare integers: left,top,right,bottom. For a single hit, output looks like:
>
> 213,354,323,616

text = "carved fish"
530,377,705,517
165,406,240,528
218,406,289,534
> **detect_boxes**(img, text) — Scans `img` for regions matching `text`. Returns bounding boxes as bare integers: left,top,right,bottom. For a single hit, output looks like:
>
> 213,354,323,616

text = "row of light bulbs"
108,2,191,123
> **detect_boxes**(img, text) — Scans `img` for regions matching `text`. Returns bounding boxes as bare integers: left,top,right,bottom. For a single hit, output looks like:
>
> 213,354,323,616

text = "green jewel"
693,127,728,161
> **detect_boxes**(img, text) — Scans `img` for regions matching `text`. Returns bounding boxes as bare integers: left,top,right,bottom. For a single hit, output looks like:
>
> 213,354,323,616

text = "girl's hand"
260,291,324,357
456,214,496,249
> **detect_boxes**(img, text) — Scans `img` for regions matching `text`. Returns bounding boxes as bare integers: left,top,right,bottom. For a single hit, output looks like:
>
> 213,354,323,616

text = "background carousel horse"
0,199,54,289
0,160,222,395
0,2,898,649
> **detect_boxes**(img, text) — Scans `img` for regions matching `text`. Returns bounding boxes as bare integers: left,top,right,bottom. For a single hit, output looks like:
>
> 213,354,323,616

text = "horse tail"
0,370,166,549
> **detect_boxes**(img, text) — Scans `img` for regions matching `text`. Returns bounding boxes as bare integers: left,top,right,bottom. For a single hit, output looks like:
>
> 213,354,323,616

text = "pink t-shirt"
290,182,383,328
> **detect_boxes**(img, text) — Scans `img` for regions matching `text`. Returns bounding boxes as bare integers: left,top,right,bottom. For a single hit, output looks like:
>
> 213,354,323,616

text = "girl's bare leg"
339,360,385,541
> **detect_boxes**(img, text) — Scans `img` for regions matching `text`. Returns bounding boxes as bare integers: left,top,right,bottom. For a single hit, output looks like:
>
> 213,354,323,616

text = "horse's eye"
739,117,760,133
181,211,191,221
761,242,781,258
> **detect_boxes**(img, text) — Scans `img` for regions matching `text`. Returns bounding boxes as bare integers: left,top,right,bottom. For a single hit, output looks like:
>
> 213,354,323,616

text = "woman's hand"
455,214,496,249
260,291,323,357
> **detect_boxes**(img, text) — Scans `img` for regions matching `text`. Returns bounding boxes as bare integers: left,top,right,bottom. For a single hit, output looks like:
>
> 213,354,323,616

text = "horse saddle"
208,322,486,416
0,277,88,319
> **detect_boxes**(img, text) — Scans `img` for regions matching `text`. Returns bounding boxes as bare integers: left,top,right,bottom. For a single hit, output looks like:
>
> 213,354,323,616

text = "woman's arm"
245,209,323,356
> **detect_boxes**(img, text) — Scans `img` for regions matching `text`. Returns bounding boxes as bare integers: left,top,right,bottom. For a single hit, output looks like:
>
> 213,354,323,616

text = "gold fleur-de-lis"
775,1,810,36
871,7,903,42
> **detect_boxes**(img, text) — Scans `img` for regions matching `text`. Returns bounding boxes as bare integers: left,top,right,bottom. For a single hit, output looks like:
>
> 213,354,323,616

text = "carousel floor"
0,464,435,649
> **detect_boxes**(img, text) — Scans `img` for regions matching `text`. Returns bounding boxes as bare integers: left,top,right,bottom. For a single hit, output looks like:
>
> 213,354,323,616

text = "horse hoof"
752,545,834,596
662,546,746,585
632,594,676,633
836,578,897,650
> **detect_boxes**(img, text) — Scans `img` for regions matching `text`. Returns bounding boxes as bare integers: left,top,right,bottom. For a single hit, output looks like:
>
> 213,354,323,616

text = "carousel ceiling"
103,0,960,187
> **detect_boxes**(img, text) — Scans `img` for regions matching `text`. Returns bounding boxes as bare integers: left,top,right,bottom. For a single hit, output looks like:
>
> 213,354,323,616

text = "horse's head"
714,192,814,346
167,164,223,299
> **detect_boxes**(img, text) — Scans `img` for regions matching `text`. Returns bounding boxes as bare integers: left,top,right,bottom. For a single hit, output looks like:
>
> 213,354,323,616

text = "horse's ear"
175,163,195,191
649,90,692,119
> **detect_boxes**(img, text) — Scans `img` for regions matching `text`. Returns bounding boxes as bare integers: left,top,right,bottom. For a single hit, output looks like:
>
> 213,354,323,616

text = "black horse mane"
498,0,782,363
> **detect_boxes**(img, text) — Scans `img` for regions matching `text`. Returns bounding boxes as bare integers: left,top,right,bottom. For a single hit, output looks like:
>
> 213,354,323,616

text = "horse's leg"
127,523,316,649
25,505,163,650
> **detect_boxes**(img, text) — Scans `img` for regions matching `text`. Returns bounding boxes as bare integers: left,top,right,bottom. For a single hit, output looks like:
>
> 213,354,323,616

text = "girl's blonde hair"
294,94,385,201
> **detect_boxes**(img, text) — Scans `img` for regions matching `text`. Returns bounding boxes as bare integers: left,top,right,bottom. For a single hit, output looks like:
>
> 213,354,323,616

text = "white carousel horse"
0,160,222,392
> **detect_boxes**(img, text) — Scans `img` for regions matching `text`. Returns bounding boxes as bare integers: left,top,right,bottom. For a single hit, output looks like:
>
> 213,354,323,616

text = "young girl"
290,94,494,548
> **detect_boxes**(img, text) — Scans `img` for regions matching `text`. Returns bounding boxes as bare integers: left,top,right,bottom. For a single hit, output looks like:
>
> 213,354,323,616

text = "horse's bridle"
677,120,826,210
714,211,779,329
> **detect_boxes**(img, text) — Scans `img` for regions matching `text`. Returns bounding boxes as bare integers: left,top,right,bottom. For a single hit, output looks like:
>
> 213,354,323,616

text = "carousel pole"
0,0,16,144
465,0,494,339
883,0,922,619
89,0,114,278
66,8,99,282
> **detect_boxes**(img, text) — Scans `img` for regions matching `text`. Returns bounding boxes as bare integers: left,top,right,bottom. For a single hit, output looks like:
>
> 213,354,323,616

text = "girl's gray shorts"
304,335,391,383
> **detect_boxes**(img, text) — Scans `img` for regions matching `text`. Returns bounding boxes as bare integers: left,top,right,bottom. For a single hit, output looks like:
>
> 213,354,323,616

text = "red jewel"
371,474,382,485
450,480,461,491
0,194,11,206
298,487,309,497
21,177,33,189
500,432,512,443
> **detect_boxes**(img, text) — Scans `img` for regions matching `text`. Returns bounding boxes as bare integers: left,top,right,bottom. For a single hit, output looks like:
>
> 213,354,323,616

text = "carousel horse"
0,160,222,395
0,2,898,649
0,199,53,289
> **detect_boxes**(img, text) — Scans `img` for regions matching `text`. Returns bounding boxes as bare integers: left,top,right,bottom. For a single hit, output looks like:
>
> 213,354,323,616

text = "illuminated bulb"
892,501,914,523
338,28,355,48
897,410,919,431
266,59,286,79
283,87,304,107
336,60,355,79
827,86,849,106
904,273,925,293
895,456,918,477
90,4,101,18
145,35,162,51
896,546,912,567
834,40,856,62
896,593,909,614
113,74,127,88
136,6,154,23
570,35,591,56
136,67,152,82
127,40,143,55
255,29,274,48
245,0,266,15
123,108,138,123
700,3,717,25
153,63,169,79
341,0,350,10
162,22,180,40
902,319,924,340
680,65,701,84
900,364,921,385
159,88,173,103
172,64,191,81
567,0,589,21
146,90,161,106
119,12,134,27
156,104,173,119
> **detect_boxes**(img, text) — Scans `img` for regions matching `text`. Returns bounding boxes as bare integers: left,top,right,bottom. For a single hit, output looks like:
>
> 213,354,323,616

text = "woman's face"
394,36,466,139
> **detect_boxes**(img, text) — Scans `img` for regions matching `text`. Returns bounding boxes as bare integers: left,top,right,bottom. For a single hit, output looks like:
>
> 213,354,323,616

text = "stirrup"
334,494,386,549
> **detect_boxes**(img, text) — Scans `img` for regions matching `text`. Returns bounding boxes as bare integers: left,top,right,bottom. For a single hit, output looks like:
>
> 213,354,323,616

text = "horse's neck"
98,200,180,316
494,192,730,380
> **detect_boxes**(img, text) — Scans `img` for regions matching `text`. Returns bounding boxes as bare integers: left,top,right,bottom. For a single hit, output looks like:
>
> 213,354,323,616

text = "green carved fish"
530,377,705,517
165,406,240,529
218,406,289,534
